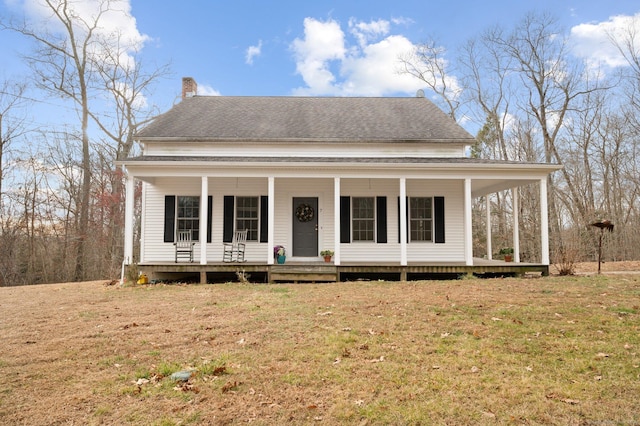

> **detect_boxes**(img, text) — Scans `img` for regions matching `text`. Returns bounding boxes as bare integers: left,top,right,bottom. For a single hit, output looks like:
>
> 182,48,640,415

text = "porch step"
269,264,337,283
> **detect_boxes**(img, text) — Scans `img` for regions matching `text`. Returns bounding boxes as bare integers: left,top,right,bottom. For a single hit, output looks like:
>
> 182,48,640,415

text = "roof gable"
137,96,475,143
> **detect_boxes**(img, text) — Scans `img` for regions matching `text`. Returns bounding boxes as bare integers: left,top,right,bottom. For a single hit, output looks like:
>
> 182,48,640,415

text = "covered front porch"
120,157,559,284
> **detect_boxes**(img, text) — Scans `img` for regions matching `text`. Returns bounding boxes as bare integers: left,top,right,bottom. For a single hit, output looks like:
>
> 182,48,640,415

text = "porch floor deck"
136,258,549,283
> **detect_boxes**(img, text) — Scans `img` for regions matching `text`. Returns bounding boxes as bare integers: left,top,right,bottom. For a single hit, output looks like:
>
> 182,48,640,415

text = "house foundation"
131,260,549,284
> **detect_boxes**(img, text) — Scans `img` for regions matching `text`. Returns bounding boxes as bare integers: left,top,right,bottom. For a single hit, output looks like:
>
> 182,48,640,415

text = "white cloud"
18,0,150,70
12,0,153,114
570,13,640,68
197,83,222,96
349,18,390,47
290,17,425,96
341,35,424,96
293,17,346,62
246,40,263,65
291,17,346,95
391,16,414,27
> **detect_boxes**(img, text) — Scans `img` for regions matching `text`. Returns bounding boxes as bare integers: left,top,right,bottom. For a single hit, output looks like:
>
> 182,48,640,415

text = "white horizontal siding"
139,177,465,264
144,141,466,158
339,179,464,262
141,178,202,263
274,178,335,259
340,179,397,263
406,180,465,262
140,177,336,263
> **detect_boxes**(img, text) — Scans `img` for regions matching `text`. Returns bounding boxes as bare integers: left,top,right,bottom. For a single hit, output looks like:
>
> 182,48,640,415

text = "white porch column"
199,176,208,265
464,178,473,266
540,178,550,265
268,177,275,265
399,178,407,266
123,172,135,264
512,187,520,263
334,177,341,265
485,196,492,260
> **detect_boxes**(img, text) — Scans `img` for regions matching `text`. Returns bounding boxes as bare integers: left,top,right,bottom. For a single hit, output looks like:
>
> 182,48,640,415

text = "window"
164,195,211,243
177,196,200,241
410,197,432,242
236,196,259,241
352,197,375,241
223,196,267,243
341,196,387,244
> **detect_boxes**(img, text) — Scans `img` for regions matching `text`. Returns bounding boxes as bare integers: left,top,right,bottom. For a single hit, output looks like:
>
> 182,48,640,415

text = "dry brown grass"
1,272,639,425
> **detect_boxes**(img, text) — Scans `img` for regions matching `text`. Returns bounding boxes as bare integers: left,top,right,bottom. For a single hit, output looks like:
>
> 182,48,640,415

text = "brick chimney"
182,77,197,99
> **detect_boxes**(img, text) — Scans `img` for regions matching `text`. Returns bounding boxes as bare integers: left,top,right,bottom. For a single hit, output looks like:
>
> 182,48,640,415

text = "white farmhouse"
119,78,561,283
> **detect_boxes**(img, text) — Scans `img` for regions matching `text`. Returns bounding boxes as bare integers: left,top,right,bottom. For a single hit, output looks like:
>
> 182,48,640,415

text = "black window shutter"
340,196,351,243
376,196,387,243
397,197,409,243
206,196,213,243
434,196,445,243
223,196,234,243
164,195,176,243
260,195,268,243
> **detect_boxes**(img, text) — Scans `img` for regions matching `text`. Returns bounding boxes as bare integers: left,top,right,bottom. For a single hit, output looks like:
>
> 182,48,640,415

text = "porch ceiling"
470,178,542,197
121,156,559,194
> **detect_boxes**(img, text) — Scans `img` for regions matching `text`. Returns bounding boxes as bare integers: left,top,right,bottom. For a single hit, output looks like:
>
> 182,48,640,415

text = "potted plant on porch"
274,245,286,264
320,250,334,263
499,247,514,262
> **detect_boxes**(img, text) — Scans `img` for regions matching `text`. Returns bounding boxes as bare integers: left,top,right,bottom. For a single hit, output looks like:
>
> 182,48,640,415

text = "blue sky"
1,0,640,126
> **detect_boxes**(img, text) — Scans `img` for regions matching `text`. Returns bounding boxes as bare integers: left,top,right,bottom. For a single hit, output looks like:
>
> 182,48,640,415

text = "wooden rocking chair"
174,230,195,262
222,229,248,262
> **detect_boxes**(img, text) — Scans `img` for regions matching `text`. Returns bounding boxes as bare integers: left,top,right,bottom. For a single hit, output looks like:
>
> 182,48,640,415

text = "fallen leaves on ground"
546,393,580,405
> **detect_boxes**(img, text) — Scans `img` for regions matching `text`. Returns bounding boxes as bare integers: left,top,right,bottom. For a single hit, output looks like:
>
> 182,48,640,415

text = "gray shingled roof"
136,96,475,142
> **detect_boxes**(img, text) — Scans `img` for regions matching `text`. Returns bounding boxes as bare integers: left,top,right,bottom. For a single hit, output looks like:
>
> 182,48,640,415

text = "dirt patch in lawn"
1,266,639,425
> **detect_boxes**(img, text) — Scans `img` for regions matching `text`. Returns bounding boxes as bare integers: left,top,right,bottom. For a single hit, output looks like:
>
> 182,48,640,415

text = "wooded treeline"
1,6,638,285
0,0,166,285
400,12,640,272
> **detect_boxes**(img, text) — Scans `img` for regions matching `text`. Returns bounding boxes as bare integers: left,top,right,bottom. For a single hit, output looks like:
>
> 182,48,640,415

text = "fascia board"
136,137,474,145
121,160,561,182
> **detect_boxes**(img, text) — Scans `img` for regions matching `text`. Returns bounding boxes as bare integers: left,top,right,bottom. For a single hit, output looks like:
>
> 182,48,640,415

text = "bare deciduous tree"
2,0,117,280
477,13,608,262
398,38,462,120
1,0,164,281
0,80,28,208
609,14,640,123
87,36,169,277
459,28,514,161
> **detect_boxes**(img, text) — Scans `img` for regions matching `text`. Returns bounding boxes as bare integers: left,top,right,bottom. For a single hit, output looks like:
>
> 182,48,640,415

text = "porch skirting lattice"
133,259,549,284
